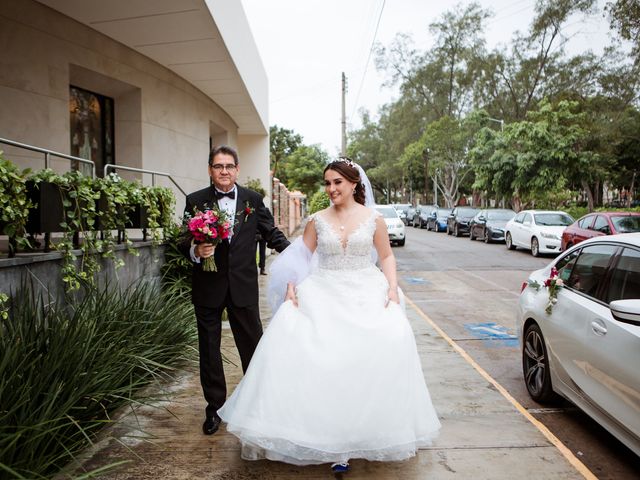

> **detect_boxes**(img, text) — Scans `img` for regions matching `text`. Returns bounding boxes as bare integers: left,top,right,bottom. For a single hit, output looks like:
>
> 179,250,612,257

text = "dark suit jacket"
179,184,289,308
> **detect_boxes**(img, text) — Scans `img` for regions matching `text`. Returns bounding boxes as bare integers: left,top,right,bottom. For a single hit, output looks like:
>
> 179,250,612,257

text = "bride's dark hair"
324,157,366,205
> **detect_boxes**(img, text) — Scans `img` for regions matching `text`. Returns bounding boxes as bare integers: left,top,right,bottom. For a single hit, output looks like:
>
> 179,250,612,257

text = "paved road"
395,225,640,479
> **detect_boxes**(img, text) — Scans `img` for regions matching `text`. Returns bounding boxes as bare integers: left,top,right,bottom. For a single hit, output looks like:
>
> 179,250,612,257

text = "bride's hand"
385,287,400,307
285,282,298,307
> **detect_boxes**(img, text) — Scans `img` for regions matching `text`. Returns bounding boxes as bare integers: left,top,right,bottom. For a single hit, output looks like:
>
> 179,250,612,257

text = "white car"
517,233,640,456
505,210,573,256
375,205,405,246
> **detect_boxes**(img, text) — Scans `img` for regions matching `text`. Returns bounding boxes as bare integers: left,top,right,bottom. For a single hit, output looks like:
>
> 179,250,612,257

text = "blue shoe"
331,462,349,473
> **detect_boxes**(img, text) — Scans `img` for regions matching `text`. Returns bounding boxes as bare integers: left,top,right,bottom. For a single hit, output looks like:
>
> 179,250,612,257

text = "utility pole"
341,72,347,156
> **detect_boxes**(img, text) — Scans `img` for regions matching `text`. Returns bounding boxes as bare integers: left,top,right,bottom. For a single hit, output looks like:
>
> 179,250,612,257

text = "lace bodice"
311,210,378,270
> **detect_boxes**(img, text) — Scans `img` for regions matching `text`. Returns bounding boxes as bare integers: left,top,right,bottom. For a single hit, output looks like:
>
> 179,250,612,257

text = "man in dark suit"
179,145,289,435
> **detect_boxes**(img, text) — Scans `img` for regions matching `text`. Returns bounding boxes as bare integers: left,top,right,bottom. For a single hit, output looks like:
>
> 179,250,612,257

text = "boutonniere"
242,201,255,223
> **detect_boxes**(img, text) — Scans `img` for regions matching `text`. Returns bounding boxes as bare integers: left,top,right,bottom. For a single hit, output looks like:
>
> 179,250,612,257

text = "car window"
533,213,573,226
567,244,618,298
487,210,515,221
523,213,532,223
611,216,640,233
592,216,610,234
555,249,581,282
578,216,594,229
606,247,640,302
514,212,525,223
375,207,398,219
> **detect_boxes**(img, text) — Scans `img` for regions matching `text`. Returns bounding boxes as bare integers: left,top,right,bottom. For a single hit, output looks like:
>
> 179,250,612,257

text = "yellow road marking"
405,295,598,480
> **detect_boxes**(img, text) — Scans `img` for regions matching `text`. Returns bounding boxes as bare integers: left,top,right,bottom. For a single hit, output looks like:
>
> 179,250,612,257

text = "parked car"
517,233,640,456
561,212,640,251
446,206,480,237
375,205,406,246
505,210,573,256
469,209,516,243
412,205,436,228
404,206,416,226
392,203,411,225
426,208,450,232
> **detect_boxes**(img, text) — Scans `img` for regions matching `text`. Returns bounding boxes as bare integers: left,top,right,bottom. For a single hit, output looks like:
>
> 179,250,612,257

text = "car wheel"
469,228,475,240
531,237,540,257
522,323,558,403
454,225,460,237
398,238,405,246
484,228,491,244
419,220,425,229
506,232,516,250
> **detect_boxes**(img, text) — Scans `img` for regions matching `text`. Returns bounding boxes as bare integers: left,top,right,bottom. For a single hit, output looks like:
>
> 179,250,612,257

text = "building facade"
0,0,270,215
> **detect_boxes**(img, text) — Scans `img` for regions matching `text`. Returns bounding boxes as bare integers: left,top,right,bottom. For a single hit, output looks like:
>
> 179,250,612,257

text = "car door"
591,246,640,439
509,212,525,245
573,215,596,245
588,215,610,240
544,244,620,409
515,212,533,247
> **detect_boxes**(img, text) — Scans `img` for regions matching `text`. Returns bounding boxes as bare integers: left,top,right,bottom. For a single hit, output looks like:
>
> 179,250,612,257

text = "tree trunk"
422,148,430,201
582,180,595,212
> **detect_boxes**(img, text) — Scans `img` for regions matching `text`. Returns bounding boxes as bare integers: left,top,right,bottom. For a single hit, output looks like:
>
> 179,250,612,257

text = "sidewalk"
70,259,593,479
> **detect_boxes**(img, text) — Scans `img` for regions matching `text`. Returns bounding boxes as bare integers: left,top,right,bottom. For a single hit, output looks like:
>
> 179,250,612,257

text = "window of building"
69,85,114,176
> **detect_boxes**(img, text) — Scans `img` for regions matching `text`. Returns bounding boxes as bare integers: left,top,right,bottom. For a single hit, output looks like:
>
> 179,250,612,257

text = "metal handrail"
104,164,187,197
0,137,96,177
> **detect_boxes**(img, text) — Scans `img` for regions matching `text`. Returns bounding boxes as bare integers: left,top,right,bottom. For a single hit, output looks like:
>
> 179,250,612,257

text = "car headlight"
540,232,559,240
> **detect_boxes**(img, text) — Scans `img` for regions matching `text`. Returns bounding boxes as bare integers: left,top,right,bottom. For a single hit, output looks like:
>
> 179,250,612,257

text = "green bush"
0,281,196,479
308,190,329,214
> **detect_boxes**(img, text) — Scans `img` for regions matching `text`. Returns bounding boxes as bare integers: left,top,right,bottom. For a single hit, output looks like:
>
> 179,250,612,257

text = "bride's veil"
266,159,376,312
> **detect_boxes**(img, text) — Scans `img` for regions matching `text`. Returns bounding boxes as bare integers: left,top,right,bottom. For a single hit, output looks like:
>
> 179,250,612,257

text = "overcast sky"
240,0,615,157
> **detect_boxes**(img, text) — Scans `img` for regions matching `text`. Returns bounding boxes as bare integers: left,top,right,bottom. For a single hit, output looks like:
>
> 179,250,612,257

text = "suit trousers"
194,292,263,419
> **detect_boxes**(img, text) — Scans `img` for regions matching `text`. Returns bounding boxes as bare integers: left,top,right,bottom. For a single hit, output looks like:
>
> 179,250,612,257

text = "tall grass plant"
0,281,196,479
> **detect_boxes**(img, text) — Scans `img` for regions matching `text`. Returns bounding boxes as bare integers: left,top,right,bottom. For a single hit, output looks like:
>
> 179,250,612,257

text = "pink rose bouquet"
187,206,233,272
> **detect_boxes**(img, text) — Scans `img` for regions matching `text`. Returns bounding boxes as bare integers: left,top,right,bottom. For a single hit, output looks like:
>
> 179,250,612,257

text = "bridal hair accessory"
335,156,357,169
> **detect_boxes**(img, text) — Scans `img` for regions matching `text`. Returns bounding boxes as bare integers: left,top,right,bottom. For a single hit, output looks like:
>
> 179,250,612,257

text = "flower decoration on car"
242,200,255,223
528,267,563,314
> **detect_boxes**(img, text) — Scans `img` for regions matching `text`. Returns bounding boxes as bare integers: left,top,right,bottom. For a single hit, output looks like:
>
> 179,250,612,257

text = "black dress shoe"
260,268,267,275
202,416,221,435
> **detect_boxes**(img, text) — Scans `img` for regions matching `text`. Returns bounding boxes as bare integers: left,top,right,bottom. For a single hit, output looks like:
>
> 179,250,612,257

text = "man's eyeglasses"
210,163,237,172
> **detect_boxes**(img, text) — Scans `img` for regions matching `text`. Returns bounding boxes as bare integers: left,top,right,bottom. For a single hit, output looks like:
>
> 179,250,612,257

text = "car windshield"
487,210,515,221
436,209,450,217
376,207,398,219
458,208,479,218
611,216,640,233
533,213,573,226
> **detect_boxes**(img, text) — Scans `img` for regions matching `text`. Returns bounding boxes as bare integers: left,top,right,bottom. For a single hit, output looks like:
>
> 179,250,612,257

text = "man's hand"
285,282,298,307
195,243,215,259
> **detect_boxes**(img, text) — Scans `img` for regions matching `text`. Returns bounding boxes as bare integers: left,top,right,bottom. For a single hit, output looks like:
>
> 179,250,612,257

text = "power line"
350,0,386,120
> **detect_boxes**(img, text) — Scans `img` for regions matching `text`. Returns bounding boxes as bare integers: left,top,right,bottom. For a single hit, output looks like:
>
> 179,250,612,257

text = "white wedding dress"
218,210,440,465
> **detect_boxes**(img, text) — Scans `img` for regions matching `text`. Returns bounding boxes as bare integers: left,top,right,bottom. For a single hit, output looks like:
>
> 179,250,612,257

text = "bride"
218,158,440,472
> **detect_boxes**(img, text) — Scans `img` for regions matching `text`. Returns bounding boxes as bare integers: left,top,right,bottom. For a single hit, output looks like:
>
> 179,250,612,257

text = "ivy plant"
0,152,33,256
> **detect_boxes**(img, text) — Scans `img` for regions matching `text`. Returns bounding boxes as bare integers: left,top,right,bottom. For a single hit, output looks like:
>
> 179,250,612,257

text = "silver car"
517,233,640,456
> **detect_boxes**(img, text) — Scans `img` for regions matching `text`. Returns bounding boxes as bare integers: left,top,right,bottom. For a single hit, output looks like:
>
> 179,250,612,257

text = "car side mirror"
610,299,640,325
478,216,486,222
599,226,610,234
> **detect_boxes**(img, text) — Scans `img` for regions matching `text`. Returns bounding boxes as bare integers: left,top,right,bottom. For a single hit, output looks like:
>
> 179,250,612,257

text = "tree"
283,145,328,198
269,125,303,185
607,0,640,64
474,0,598,121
